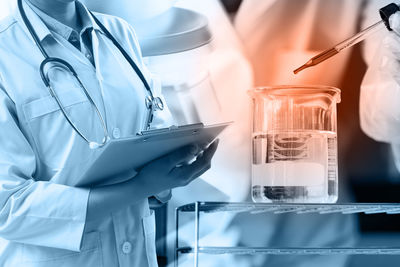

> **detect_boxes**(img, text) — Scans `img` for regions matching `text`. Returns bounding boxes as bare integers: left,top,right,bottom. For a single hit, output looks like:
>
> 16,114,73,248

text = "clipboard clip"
137,123,205,136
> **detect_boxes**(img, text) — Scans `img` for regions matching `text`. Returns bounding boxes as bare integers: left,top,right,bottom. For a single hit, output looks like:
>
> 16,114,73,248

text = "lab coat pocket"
142,210,158,267
22,90,97,170
21,231,103,267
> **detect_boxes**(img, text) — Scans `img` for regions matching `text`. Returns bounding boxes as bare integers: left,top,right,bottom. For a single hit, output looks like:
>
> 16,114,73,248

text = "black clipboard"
79,122,231,186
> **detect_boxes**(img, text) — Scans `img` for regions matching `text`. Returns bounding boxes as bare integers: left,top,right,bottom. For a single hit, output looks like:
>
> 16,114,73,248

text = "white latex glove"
360,11,400,171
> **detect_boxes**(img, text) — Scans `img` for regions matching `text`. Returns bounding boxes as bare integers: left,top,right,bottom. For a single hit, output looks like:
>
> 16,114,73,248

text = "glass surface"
248,86,341,203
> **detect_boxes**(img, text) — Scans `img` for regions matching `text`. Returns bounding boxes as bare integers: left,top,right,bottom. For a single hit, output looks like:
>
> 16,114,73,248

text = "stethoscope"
17,0,164,149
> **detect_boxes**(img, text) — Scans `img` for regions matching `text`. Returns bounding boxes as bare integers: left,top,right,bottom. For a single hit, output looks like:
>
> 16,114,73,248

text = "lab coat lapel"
55,33,95,69
94,32,148,135
90,31,112,130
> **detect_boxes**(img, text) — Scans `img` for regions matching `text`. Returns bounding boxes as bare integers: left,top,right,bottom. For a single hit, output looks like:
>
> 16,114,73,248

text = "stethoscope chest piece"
154,96,164,111
145,95,164,111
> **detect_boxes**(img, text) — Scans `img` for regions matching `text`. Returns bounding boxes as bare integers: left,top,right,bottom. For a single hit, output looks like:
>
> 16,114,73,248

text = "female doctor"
0,0,218,266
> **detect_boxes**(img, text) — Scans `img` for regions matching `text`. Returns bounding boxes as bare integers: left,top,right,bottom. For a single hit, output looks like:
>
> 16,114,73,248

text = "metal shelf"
175,202,400,267
177,246,400,255
177,202,400,215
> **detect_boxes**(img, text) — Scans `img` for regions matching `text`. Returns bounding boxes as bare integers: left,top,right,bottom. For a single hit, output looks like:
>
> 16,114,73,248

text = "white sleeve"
0,85,89,252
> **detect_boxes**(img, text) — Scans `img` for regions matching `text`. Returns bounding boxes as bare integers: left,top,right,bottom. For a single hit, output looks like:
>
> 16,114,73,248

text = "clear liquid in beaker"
251,131,337,203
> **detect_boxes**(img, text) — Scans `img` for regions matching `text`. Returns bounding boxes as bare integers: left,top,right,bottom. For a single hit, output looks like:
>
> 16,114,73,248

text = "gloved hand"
360,11,400,171
360,11,400,142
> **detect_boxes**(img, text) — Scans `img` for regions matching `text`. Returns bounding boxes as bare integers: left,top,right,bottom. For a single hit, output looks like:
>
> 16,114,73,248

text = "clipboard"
79,122,231,186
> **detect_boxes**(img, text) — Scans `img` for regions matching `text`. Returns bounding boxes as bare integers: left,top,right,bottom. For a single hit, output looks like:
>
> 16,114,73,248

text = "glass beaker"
248,86,341,203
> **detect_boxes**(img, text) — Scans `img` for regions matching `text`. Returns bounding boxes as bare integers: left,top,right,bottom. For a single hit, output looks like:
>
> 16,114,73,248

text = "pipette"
293,3,400,74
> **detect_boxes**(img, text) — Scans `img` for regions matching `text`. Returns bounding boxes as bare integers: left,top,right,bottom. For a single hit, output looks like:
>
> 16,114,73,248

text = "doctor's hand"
85,140,219,230
135,139,220,196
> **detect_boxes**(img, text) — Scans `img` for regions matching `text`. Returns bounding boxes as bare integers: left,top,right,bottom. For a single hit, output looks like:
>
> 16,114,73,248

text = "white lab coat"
0,1,172,266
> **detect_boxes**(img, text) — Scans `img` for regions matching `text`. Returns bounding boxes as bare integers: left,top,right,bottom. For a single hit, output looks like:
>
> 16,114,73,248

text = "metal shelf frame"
174,202,400,267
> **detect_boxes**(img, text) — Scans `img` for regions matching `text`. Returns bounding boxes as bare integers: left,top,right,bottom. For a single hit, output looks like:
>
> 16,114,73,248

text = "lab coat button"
122,241,132,254
112,128,121,139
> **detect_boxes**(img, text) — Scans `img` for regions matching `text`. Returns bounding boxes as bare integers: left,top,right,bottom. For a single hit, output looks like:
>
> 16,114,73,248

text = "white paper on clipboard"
78,122,231,186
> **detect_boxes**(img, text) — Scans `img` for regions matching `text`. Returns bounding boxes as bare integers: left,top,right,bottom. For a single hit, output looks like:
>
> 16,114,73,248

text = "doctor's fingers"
152,144,201,172
386,57,400,82
377,46,400,82
382,33,400,59
174,164,212,188
188,161,214,182
170,139,219,185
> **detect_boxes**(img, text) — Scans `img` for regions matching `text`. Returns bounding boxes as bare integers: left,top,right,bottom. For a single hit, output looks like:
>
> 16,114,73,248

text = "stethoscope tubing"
17,0,163,148
40,57,110,148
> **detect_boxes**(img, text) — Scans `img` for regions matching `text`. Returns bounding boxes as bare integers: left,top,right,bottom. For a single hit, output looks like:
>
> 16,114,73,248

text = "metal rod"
182,246,400,255
194,202,200,267
175,207,179,267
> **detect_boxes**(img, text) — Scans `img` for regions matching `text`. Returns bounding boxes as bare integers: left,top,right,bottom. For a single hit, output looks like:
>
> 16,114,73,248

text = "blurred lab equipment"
294,3,400,74
235,0,362,87
249,86,341,203
137,11,218,126
83,0,222,126
81,0,176,22
133,6,223,126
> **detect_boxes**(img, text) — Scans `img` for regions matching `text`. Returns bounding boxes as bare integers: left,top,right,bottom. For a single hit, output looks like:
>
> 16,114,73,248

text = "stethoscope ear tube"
18,0,49,58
